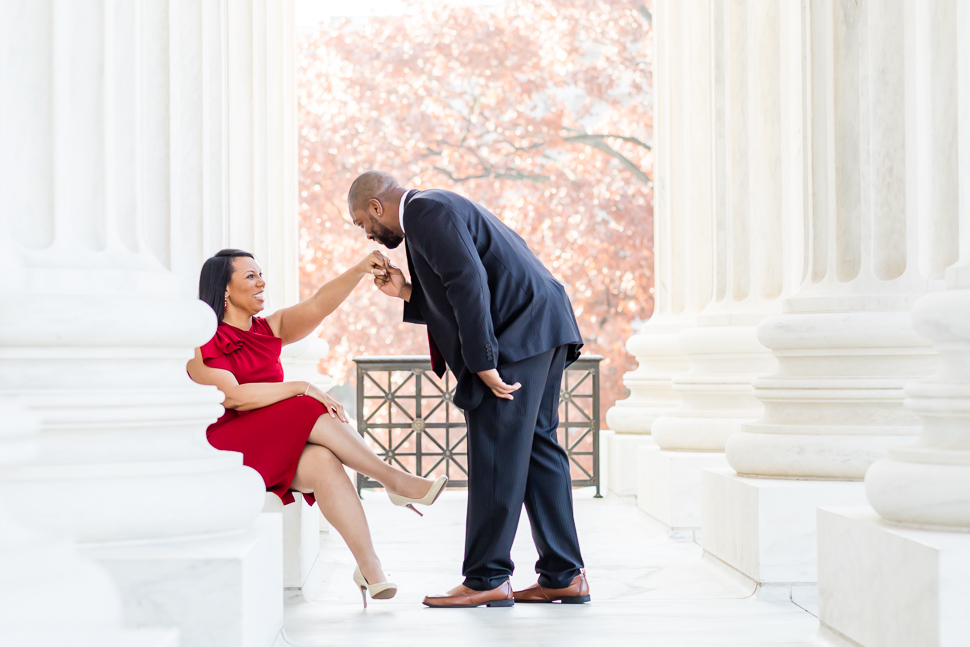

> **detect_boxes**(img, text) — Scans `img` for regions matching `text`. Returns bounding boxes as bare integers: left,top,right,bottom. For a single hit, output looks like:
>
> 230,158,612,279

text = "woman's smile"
223,256,269,321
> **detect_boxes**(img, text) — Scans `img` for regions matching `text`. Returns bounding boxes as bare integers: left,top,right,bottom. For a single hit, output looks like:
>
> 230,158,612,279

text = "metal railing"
353,355,603,497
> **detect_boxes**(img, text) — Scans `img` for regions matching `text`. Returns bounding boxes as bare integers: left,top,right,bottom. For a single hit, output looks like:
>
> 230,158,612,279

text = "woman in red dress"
187,248,446,605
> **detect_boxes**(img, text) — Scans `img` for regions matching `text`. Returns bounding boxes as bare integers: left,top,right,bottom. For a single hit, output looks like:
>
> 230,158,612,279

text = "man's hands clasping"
367,252,410,300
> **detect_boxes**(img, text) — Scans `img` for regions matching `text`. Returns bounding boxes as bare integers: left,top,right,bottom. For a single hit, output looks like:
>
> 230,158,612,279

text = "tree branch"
563,136,652,185
541,153,578,181
638,4,652,27
432,166,491,183
493,171,551,182
459,98,479,145
562,132,652,150
432,166,550,183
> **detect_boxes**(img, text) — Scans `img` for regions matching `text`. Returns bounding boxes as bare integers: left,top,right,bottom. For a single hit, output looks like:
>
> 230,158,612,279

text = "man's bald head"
347,171,401,214
346,170,407,249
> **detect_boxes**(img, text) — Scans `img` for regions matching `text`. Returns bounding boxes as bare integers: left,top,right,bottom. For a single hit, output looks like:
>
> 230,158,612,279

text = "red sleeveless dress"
201,317,326,505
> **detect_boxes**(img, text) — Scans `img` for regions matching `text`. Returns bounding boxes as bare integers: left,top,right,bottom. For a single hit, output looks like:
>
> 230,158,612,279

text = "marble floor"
278,490,819,646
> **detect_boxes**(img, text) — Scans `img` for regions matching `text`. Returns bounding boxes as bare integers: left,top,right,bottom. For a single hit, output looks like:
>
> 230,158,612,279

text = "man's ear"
369,197,383,219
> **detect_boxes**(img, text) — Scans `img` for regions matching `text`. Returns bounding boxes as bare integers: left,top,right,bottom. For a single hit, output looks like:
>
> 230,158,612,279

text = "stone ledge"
700,468,867,584
82,515,283,647
637,446,729,529
608,432,655,496
817,506,970,647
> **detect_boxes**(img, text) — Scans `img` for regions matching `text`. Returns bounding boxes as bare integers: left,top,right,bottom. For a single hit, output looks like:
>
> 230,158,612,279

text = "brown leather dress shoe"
422,580,514,608
513,570,590,604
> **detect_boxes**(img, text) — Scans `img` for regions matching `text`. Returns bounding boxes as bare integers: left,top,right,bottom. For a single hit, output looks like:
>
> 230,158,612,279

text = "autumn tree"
298,0,654,420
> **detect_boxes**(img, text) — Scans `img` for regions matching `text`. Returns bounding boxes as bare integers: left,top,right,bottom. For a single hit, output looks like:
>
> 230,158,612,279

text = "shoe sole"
514,595,591,604
423,599,515,608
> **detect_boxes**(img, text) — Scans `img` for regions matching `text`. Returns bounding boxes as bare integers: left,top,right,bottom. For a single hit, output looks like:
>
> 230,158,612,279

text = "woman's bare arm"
187,348,304,410
265,250,387,345
186,348,350,421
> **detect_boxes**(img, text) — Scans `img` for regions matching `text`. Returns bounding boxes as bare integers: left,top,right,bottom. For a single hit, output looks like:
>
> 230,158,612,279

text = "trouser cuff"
462,576,510,592
537,568,582,590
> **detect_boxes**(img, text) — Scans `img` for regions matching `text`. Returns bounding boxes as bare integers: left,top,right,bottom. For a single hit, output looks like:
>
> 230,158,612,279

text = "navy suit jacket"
401,189,583,411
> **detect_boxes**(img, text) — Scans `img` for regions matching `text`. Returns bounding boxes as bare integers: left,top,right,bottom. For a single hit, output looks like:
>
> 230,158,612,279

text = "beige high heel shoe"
387,475,449,516
353,566,397,608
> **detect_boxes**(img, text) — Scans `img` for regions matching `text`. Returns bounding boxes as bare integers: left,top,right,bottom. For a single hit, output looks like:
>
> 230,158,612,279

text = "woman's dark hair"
199,249,255,321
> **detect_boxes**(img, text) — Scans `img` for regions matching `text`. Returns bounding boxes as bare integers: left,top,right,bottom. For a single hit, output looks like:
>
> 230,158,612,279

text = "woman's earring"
224,294,228,310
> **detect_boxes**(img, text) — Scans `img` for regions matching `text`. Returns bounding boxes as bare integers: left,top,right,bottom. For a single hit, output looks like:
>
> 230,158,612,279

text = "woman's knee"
302,443,341,470
314,408,359,432
293,445,340,489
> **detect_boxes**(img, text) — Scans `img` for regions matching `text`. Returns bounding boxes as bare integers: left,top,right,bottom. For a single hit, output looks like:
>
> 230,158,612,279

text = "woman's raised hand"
357,250,389,276
306,384,350,423
356,249,409,299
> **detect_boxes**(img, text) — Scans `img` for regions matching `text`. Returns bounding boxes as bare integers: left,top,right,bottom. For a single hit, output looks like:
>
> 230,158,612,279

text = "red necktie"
428,330,446,378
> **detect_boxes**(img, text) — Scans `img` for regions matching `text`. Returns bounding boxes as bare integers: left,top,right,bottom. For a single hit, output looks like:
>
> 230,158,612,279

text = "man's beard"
371,220,404,249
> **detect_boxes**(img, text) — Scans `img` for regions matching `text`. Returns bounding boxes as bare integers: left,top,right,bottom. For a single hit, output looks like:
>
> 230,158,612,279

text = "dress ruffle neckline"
212,319,277,354
213,328,245,355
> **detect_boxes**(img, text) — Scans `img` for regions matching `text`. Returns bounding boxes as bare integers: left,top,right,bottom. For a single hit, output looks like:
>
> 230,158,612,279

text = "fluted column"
607,0,694,438
169,0,231,300
725,0,941,480
632,0,802,530
652,0,793,453
0,1,281,644
166,0,299,310
223,0,299,310
699,0,951,587
604,0,697,494
865,0,968,529
816,7,970,644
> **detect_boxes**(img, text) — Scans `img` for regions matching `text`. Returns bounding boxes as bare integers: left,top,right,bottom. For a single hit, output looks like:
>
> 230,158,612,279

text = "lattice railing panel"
354,355,602,496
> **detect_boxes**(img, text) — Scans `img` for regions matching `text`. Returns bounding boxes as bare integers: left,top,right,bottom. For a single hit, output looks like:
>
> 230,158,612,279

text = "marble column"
702,0,944,588
608,0,716,497
605,0,693,496
0,1,283,645
223,0,299,310
168,0,299,311
818,2,970,644
175,0,328,595
0,405,177,645
640,0,799,531
168,0,321,383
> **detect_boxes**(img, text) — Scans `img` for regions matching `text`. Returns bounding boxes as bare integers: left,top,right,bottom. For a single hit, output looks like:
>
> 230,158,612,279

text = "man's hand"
356,250,388,277
373,258,411,300
477,368,521,400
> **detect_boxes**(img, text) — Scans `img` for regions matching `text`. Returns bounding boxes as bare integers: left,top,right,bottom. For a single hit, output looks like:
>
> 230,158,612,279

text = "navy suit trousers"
461,345,585,591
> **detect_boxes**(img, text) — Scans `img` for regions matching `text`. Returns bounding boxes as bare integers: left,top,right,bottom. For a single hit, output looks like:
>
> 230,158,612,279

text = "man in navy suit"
348,171,590,608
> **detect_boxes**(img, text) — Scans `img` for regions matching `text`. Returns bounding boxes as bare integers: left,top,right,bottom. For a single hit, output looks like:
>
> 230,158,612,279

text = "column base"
817,507,970,647
83,514,283,647
636,446,729,530
700,468,867,584
263,494,319,589
608,433,656,496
